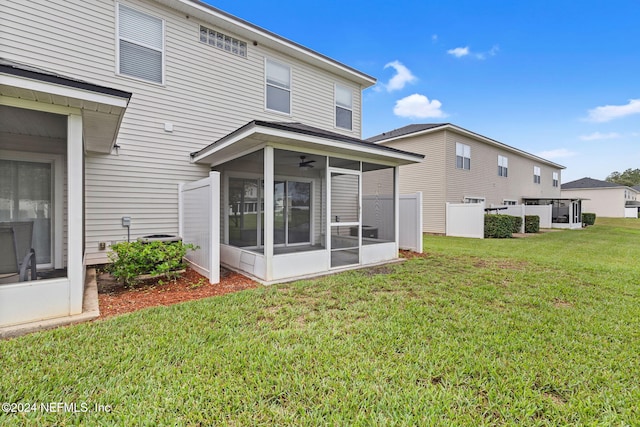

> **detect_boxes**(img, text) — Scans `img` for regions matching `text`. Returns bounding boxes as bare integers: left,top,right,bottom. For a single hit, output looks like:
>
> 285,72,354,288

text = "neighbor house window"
265,59,291,114
498,155,508,177
503,200,517,206
117,4,164,84
464,197,485,204
552,172,559,187
335,84,353,130
199,25,247,58
456,143,470,170
534,166,541,184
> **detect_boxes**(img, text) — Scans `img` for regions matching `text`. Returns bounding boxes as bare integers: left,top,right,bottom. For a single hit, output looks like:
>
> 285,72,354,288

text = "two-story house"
367,123,567,234
561,177,640,218
0,0,423,329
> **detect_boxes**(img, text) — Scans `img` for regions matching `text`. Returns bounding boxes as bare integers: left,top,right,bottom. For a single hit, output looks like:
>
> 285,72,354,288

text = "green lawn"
1,219,639,425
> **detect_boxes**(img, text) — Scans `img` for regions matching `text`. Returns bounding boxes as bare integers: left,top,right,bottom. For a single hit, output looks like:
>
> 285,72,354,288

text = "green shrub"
107,240,196,286
508,215,523,233
582,212,596,226
484,214,513,238
525,215,540,233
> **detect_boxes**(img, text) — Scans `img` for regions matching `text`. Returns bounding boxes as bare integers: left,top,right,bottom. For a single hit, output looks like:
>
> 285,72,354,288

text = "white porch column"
394,166,400,252
263,146,274,281
67,113,84,314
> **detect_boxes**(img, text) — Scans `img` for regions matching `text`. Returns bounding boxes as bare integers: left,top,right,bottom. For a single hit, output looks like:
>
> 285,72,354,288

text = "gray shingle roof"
561,177,625,190
366,124,448,143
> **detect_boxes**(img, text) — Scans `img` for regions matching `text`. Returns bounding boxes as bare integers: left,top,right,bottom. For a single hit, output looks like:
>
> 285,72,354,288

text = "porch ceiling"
0,59,131,154
191,121,425,167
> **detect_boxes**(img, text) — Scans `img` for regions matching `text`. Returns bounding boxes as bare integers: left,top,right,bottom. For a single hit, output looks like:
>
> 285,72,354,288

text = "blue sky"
206,0,640,183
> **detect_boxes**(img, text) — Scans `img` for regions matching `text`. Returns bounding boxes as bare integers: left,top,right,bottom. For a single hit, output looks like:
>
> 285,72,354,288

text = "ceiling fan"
298,155,316,169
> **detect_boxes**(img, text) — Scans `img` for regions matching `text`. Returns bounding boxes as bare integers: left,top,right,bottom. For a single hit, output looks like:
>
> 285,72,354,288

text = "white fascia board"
0,74,129,108
170,0,376,88
378,123,565,170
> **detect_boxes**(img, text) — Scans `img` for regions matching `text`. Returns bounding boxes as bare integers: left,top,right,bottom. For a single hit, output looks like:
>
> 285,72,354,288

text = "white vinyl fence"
446,202,485,238
491,204,525,233
523,205,552,228
624,207,638,218
398,192,423,253
178,171,220,284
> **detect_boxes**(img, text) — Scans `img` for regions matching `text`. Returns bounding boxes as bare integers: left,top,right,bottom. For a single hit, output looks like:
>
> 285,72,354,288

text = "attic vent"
199,25,247,58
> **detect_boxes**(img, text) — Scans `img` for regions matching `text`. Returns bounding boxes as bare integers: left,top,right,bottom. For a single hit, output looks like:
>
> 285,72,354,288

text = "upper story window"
552,172,559,187
199,25,247,58
498,155,508,177
335,84,353,130
117,4,164,84
534,166,541,184
265,59,291,114
456,143,470,170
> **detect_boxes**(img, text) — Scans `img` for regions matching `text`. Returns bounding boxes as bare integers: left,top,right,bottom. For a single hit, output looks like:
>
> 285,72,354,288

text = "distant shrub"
484,214,513,238
525,215,540,233
582,213,596,226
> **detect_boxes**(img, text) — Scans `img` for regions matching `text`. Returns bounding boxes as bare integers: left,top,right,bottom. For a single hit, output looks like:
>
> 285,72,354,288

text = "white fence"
523,205,552,228
446,202,485,238
624,207,638,218
398,192,423,253
178,172,220,284
491,204,525,233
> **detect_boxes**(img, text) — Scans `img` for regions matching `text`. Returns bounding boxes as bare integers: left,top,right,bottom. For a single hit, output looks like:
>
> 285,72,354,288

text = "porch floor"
0,268,100,339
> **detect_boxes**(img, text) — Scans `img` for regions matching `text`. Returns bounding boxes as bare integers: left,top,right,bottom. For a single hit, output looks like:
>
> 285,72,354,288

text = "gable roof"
191,121,424,166
367,123,565,169
561,177,631,190
155,0,376,88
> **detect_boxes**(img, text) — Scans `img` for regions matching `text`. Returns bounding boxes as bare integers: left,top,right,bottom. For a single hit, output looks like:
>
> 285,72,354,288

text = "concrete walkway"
0,268,100,339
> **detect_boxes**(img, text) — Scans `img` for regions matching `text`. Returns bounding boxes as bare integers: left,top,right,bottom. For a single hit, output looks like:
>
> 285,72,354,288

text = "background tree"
605,168,640,187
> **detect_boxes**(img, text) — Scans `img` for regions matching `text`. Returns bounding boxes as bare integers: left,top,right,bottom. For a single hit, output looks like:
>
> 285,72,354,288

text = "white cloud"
381,61,417,92
447,46,469,58
579,132,621,141
536,148,577,159
431,34,438,43
586,99,640,122
393,94,447,119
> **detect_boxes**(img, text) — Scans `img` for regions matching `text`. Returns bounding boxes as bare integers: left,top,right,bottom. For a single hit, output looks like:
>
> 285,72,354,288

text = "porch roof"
191,121,425,167
0,58,132,153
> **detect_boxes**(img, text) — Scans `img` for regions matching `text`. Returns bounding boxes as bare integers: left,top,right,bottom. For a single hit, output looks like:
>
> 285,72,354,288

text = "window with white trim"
117,4,164,84
456,143,470,170
498,155,508,177
534,166,541,184
199,25,247,58
265,59,291,114
335,84,353,130
464,197,485,204
552,172,559,187
503,199,517,206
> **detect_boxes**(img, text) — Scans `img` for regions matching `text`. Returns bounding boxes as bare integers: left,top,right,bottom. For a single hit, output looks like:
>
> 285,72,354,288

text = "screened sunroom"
191,121,423,283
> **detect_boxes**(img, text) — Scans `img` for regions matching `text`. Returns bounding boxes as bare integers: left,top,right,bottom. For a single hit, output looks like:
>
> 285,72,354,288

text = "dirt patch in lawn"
97,267,258,318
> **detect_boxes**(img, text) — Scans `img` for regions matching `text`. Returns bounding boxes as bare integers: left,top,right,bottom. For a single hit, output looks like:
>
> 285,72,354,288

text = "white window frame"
534,166,541,184
335,84,353,131
503,199,518,206
265,58,292,115
552,172,559,187
498,155,508,177
456,142,471,170
464,196,485,204
116,3,165,85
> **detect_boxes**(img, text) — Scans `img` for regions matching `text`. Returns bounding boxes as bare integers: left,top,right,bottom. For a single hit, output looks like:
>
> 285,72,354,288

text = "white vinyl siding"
335,84,353,130
117,4,164,84
534,166,541,184
456,142,470,170
498,155,508,177
265,58,291,114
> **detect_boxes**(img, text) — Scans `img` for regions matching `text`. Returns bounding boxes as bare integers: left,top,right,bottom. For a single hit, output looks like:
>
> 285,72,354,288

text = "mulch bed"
97,267,258,318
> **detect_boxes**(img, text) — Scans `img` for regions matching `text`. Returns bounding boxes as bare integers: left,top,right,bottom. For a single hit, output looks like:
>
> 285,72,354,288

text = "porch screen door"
0,159,52,265
329,170,360,268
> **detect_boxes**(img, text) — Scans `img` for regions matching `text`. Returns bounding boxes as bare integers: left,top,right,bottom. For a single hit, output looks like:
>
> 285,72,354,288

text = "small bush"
525,215,540,233
508,215,523,233
107,240,196,286
582,212,596,226
484,214,513,238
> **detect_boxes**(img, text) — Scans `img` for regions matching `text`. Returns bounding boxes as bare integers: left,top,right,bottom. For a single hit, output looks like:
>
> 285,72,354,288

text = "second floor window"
534,166,541,184
265,59,291,114
498,155,508,177
335,84,353,130
456,143,470,170
117,4,164,84
553,172,559,187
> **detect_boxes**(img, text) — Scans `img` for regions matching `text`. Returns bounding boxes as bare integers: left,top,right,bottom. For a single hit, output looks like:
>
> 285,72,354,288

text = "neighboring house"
367,123,566,233
0,0,423,329
561,177,640,218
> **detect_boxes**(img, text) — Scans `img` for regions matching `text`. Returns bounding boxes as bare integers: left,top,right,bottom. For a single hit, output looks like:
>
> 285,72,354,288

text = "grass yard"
1,219,639,425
